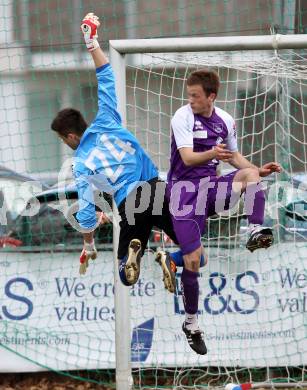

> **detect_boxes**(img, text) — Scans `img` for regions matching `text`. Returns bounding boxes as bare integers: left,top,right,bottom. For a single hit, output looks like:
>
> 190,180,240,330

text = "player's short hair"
51,108,87,137
187,69,220,97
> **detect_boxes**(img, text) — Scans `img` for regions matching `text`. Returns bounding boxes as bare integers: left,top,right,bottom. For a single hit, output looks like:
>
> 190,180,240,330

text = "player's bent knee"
245,167,260,182
236,167,259,184
184,257,201,271
183,247,203,271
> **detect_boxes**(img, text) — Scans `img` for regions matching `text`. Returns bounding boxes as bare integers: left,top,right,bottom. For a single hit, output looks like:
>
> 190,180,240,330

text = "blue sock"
118,256,131,286
171,250,205,268
200,254,205,267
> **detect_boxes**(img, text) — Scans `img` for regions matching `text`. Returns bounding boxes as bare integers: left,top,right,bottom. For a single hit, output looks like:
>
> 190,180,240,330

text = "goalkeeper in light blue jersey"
51,13,179,283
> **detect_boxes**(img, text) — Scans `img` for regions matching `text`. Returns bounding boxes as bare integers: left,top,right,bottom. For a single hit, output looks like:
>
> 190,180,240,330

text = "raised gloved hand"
79,240,97,275
80,12,100,52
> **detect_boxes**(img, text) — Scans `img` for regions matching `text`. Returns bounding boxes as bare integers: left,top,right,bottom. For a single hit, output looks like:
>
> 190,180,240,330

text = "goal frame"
109,33,307,390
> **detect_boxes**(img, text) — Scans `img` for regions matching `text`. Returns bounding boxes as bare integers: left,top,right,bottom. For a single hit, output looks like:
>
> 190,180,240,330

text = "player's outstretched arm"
81,13,108,68
229,151,258,170
259,162,282,177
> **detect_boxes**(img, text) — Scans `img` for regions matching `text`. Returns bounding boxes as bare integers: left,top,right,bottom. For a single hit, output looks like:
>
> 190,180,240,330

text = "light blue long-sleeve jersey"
73,63,158,230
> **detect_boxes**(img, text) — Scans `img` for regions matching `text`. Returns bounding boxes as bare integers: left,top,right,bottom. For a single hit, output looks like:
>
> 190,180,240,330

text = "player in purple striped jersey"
159,69,281,355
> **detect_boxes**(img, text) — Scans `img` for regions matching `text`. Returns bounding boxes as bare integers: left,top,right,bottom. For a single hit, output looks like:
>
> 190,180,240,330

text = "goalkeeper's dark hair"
51,108,87,137
187,69,220,97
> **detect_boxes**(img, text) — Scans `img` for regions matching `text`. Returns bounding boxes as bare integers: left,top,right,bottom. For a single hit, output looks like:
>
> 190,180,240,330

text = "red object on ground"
0,237,22,248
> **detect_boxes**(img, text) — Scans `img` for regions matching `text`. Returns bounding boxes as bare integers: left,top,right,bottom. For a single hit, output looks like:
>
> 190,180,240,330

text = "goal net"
0,37,306,390
123,47,307,388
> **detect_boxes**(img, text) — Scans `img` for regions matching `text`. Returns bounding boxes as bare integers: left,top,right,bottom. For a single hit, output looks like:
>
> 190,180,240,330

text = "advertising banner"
0,242,306,371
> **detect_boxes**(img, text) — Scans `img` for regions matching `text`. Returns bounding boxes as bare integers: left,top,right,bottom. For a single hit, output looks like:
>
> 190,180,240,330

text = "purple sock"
245,183,265,225
180,268,199,315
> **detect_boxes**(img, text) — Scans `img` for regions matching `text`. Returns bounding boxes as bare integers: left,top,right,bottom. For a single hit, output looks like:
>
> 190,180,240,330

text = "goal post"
110,34,307,53
109,45,134,390
109,34,307,390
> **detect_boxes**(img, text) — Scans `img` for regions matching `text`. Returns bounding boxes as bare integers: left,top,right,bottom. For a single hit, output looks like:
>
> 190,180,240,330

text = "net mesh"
0,0,307,388
125,49,307,388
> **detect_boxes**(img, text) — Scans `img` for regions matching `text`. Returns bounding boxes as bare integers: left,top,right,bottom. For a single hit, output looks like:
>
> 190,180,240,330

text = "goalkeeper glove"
80,12,100,52
79,240,97,275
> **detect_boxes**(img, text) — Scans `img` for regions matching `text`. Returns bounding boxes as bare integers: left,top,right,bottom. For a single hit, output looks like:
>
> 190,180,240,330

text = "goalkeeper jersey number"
73,63,158,230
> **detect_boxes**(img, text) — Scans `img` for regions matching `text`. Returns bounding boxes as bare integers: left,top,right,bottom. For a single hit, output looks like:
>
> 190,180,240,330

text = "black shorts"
117,178,178,259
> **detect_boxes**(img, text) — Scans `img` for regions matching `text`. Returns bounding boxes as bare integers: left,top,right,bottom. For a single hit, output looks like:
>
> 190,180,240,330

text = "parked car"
0,165,49,246
273,173,307,241
7,184,113,249
238,173,307,243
